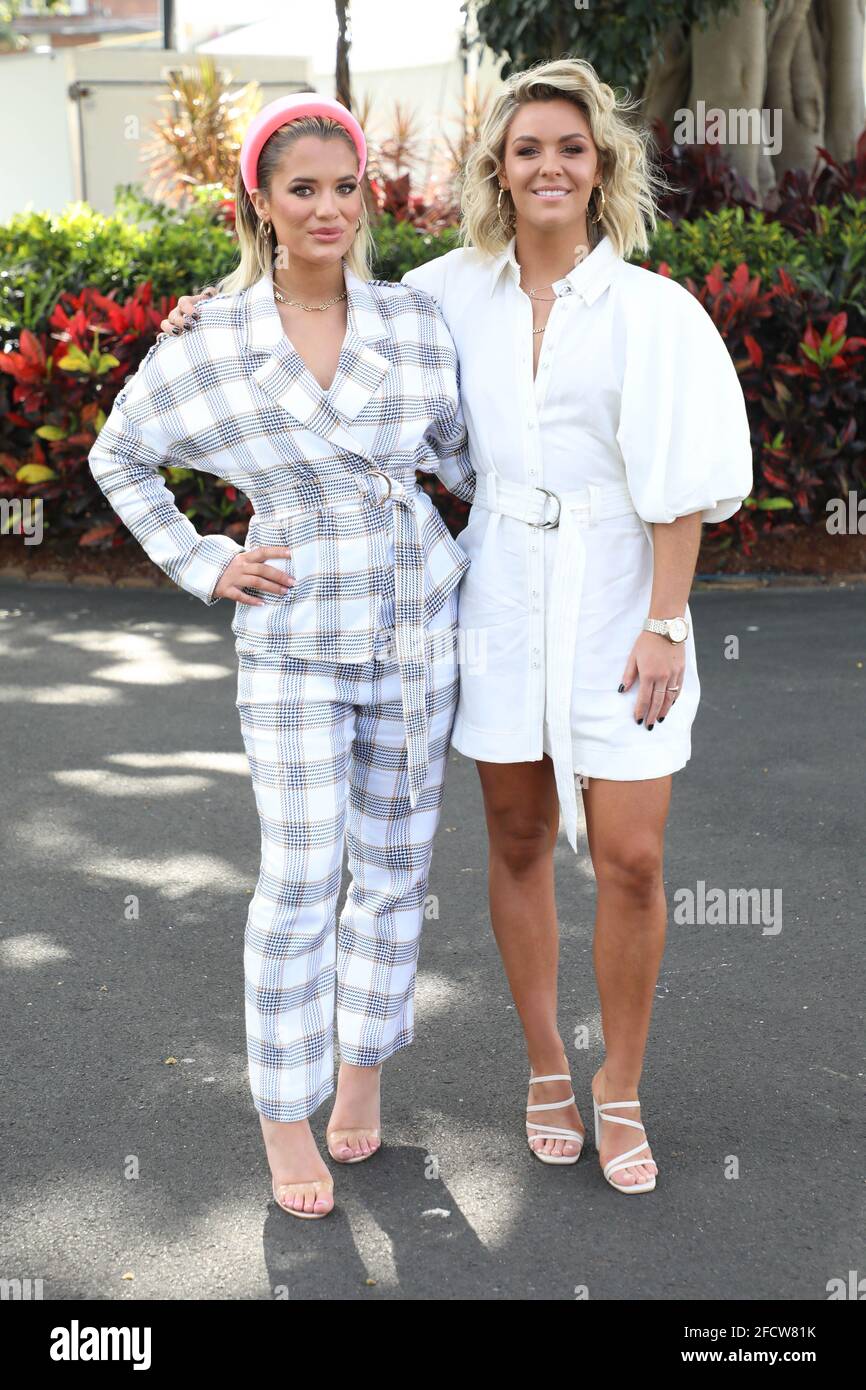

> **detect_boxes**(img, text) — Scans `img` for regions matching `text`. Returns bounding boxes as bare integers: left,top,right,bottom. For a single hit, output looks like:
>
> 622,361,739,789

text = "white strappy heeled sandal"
525,1072,585,1165
592,1096,658,1193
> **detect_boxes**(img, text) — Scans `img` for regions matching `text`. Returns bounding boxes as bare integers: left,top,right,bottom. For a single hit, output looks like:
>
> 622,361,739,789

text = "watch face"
669,618,688,642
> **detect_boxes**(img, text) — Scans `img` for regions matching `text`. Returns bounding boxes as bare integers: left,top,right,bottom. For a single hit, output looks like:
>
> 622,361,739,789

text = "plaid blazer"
88,265,477,807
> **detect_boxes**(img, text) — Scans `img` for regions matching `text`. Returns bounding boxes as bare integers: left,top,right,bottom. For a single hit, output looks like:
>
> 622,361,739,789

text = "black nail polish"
617,683,625,692
637,718,643,725
647,723,654,730
658,716,665,722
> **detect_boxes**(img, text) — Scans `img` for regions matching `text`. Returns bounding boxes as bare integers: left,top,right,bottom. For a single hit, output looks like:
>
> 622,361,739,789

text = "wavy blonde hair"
461,57,667,261
215,114,374,295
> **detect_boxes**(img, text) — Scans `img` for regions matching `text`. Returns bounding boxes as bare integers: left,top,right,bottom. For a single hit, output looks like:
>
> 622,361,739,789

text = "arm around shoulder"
401,254,448,306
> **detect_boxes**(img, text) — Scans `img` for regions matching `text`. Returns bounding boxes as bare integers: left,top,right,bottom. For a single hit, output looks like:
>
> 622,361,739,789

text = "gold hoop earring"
356,217,362,232
592,185,606,223
258,218,271,239
497,184,512,231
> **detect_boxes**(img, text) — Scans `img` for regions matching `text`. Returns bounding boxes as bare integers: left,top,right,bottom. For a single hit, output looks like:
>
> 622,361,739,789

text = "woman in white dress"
404,59,752,1192
164,60,752,1194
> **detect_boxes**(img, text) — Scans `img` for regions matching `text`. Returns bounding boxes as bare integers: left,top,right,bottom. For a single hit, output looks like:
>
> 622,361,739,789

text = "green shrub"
796,196,866,323
371,215,461,282
0,189,467,333
0,185,238,333
643,197,866,328
644,205,806,284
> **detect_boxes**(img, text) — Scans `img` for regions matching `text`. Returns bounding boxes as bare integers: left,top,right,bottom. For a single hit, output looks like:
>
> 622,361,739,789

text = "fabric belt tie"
257,468,431,809
475,473,648,853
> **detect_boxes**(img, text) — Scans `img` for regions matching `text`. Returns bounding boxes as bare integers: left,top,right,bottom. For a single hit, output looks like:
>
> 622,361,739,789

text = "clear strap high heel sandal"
525,1072,585,1165
326,1063,383,1164
325,1128,381,1164
592,1097,657,1193
271,1177,335,1219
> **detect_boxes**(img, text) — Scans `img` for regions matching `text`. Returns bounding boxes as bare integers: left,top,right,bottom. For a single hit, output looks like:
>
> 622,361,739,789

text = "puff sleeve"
615,277,753,525
88,338,244,605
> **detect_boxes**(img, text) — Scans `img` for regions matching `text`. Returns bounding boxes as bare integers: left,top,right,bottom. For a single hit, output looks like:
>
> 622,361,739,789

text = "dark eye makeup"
288,181,359,195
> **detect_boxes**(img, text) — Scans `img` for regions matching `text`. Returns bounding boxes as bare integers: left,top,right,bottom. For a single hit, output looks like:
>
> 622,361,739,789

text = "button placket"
529,291,567,613
533,293,563,416
529,296,549,689
521,291,542,479
515,277,550,718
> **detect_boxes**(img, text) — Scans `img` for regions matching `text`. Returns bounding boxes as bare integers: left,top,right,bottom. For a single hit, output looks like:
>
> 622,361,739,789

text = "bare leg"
475,754,585,1158
582,775,671,1187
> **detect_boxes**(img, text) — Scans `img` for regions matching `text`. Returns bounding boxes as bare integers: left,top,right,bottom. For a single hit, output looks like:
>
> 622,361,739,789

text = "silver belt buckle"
530,487,561,528
367,468,393,503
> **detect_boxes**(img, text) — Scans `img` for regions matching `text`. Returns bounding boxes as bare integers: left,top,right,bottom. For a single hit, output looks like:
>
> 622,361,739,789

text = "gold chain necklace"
273,284,347,311
521,278,556,334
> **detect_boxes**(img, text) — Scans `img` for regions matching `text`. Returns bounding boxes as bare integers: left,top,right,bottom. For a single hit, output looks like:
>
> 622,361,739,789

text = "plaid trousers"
235,574,459,1122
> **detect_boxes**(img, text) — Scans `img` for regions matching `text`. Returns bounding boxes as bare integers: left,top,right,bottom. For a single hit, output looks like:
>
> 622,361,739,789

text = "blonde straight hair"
215,115,374,295
461,57,667,261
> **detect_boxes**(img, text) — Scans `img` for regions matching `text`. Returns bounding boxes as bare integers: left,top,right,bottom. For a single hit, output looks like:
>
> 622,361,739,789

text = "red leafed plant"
0,284,176,538
0,280,253,546
671,260,866,553
652,121,866,232
366,174,460,233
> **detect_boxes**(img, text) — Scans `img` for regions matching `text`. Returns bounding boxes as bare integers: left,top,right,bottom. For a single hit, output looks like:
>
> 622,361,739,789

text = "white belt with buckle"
474,472,647,853
254,468,433,810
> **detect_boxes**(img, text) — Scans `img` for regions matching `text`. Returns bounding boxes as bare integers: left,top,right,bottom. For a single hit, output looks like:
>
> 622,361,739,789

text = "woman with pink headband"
90,92,476,1219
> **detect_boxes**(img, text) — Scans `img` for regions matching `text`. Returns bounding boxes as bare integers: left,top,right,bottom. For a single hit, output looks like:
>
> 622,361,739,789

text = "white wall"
0,47,311,221
0,51,75,221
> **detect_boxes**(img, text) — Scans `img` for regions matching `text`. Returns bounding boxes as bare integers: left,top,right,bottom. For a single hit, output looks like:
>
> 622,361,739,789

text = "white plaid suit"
88,264,476,803
88,263,476,1120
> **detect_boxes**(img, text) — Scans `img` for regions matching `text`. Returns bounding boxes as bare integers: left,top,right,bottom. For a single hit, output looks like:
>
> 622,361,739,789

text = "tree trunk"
335,0,352,110
825,0,866,161
642,0,865,196
766,0,824,179
691,0,769,193
334,1,379,227
642,23,691,130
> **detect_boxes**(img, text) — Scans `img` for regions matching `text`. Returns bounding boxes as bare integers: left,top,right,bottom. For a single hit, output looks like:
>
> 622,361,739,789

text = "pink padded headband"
240,93,367,194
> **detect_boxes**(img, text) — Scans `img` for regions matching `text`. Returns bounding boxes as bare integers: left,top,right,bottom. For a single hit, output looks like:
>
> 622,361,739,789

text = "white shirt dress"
403,233,754,852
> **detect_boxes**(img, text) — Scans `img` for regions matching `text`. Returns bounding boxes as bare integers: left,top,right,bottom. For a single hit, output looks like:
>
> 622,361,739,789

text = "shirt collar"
244,263,389,353
488,231,623,305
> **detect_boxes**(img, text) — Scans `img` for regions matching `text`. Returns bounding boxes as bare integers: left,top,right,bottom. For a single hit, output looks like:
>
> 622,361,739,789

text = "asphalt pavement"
1,576,863,1301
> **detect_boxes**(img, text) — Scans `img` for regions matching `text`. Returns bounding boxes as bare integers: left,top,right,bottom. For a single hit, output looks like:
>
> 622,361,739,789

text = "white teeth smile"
533,189,569,198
